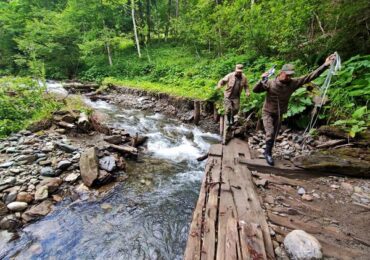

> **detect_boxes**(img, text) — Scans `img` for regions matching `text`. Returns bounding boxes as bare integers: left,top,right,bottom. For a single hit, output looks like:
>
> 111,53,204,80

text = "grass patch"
103,77,215,100
0,77,63,137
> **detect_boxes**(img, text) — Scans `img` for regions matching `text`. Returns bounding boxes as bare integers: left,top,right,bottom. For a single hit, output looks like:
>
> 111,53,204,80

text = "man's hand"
246,92,250,97
324,54,336,66
261,72,269,79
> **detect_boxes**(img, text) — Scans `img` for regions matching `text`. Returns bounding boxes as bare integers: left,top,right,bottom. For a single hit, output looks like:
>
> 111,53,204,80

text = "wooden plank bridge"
184,138,275,260
185,137,370,260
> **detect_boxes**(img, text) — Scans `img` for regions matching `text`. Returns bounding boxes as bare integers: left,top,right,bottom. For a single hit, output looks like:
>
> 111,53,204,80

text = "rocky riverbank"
0,108,147,234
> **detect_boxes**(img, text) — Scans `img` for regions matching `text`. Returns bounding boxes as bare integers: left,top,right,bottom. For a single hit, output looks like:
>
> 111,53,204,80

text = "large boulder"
284,230,322,260
79,147,100,187
89,111,111,135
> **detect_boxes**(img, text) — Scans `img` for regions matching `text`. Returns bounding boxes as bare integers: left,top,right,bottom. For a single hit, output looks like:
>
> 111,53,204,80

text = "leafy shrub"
0,77,62,137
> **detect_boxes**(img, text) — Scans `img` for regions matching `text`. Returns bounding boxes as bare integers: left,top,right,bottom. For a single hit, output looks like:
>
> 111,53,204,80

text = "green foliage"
315,55,370,122
333,106,369,137
0,77,62,137
0,0,369,135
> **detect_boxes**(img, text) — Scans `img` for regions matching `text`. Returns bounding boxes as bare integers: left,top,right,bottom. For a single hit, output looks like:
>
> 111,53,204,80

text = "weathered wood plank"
185,139,275,260
216,139,240,260
225,217,242,260
201,151,222,260
230,138,275,259
185,144,223,260
184,157,215,260
209,144,223,157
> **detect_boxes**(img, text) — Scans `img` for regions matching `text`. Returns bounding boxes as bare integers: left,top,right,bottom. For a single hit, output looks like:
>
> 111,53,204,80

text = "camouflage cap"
235,64,244,72
281,64,295,75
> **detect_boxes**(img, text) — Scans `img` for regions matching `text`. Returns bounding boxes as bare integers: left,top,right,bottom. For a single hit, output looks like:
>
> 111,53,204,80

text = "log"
56,121,76,129
196,154,208,162
109,144,138,157
316,139,346,148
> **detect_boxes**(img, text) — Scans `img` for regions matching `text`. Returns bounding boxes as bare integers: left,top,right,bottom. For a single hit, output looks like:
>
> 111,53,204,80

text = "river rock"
4,191,18,204
298,187,306,195
6,147,18,153
22,200,54,223
55,142,78,153
16,192,34,203
40,167,55,177
96,170,114,185
0,177,16,191
89,111,111,135
35,186,49,201
39,178,62,193
80,147,100,187
57,160,72,170
64,173,79,183
7,202,28,212
284,230,322,260
302,194,313,201
0,215,21,231
16,154,37,163
39,160,52,166
99,156,116,172
0,201,8,216
0,161,14,168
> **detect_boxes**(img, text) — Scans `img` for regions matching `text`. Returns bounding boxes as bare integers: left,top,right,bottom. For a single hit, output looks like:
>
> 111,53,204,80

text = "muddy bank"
252,171,370,259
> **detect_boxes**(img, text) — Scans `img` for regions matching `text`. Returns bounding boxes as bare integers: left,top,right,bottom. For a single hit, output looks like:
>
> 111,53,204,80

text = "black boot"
264,139,274,166
227,113,233,126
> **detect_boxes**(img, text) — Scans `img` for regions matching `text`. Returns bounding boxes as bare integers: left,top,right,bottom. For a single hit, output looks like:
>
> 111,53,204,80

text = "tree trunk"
165,0,172,41
131,0,142,58
175,0,179,17
106,43,113,66
146,0,151,42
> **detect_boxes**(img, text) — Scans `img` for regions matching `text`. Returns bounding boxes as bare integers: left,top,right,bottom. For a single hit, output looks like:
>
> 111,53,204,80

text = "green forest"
1,0,369,137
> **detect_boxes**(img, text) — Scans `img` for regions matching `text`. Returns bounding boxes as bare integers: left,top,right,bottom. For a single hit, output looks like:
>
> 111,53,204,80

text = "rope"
303,52,342,136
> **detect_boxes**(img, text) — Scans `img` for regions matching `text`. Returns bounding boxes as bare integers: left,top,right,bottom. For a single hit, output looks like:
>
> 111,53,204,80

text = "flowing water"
1,94,220,260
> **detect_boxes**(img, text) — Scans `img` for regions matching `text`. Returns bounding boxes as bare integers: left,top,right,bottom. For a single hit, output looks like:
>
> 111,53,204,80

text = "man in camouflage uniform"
253,54,336,166
216,64,250,126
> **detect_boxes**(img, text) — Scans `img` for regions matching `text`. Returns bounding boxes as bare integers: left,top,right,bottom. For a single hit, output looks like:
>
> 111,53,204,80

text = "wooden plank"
184,157,215,260
225,217,242,260
239,222,264,260
201,153,222,260
209,144,223,157
216,139,240,260
185,145,222,259
228,139,274,259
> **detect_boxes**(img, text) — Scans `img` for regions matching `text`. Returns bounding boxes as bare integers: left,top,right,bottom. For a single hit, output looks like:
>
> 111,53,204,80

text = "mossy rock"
294,147,370,177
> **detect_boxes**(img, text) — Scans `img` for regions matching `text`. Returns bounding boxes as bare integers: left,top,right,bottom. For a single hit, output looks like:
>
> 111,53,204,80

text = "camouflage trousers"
262,111,281,141
224,98,240,116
